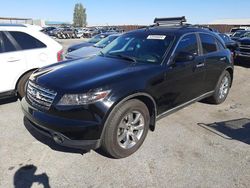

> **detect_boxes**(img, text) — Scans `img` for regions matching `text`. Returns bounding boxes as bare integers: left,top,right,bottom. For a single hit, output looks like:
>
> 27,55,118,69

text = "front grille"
27,81,57,110
239,45,250,49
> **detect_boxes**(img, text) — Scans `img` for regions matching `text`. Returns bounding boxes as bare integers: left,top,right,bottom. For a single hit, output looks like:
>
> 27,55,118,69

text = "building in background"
207,18,250,33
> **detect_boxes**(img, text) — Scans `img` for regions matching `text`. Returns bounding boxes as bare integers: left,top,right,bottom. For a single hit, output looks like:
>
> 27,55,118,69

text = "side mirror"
175,51,195,63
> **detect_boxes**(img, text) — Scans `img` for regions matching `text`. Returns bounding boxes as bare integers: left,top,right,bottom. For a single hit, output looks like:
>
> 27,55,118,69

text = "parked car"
235,32,250,59
75,28,84,38
231,30,249,41
65,33,121,59
22,18,233,158
83,28,99,38
41,27,57,36
0,24,63,99
218,33,237,52
67,33,115,52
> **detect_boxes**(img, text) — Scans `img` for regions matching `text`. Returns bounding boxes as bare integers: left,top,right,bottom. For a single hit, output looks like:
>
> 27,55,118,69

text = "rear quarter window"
9,31,46,50
1,32,17,53
199,33,217,54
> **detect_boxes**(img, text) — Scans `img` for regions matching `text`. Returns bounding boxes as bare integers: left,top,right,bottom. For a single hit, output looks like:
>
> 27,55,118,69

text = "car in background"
41,27,57,36
67,33,116,52
235,31,250,60
0,24,63,99
231,30,249,41
65,33,121,60
75,28,84,38
218,33,237,52
83,28,99,38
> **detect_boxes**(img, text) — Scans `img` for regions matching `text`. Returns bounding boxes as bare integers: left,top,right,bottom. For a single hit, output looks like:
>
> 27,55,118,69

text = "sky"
1,0,250,26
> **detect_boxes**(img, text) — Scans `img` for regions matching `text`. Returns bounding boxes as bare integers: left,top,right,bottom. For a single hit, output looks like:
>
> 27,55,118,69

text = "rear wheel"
101,99,150,158
207,71,231,104
17,71,33,99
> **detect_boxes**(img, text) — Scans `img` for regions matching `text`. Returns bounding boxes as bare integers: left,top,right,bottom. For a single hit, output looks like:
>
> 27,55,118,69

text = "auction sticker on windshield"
147,35,166,40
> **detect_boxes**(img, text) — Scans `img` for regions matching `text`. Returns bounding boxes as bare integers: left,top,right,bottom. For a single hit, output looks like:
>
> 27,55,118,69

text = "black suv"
22,17,234,158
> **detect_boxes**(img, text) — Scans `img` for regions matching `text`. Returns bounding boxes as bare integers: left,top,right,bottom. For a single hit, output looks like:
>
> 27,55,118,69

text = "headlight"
57,90,111,106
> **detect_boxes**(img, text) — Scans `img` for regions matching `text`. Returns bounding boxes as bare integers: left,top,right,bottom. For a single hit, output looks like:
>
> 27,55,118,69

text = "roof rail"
190,25,219,32
0,23,26,27
154,16,187,26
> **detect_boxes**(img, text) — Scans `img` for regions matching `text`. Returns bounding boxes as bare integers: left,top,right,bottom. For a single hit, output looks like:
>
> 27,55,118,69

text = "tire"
207,71,231,104
101,99,150,158
17,71,33,99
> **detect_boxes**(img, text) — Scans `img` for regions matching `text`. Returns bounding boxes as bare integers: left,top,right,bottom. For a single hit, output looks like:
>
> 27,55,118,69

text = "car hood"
68,42,93,51
31,56,155,94
65,46,101,59
238,37,250,45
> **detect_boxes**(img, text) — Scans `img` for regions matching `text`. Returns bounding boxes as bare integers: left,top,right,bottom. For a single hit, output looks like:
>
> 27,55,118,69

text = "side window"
1,32,16,53
216,39,225,50
8,31,46,50
175,34,198,55
200,33,217,54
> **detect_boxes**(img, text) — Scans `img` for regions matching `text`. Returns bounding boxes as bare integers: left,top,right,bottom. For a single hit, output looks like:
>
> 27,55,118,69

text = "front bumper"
21,97,102,150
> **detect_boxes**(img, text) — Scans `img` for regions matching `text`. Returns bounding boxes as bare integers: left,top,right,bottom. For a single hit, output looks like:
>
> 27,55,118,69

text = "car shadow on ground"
14,164,50,188
198,118,250,145
23,117,88,155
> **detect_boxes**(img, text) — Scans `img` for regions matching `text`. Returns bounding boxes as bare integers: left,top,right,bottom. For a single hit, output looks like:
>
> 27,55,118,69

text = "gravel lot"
0,39,250,188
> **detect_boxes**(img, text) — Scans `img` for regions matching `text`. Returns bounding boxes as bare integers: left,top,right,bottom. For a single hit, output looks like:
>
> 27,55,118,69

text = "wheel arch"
101,92,158,141
15,68,38,90
225,66,234,87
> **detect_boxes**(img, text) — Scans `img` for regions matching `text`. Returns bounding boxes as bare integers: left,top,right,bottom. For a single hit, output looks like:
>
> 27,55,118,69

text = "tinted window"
200,33,217,54
101,34,175,64
176,34,198,55
9,31,46,50
1,32,16,53
216,39,225,50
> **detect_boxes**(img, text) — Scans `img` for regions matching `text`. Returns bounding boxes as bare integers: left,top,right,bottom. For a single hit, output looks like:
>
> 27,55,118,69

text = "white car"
0,24,63,99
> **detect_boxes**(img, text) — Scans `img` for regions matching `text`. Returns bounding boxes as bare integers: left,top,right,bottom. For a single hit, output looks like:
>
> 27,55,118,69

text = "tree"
73,3,87,27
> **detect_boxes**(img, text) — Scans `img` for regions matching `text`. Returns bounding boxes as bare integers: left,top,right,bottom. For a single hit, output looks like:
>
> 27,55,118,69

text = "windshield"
233,31,248,37
88,34,106,44
100,33,175,64
94,35,119,48
219,34,231,42
243,32,250,38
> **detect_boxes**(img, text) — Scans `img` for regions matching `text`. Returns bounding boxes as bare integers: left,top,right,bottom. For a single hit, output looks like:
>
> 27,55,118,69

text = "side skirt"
156,91,214,121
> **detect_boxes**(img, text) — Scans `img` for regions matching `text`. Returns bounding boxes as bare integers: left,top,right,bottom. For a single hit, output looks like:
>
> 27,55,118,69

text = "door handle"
7,58,20,62
196,63,205,68
220,57,226,61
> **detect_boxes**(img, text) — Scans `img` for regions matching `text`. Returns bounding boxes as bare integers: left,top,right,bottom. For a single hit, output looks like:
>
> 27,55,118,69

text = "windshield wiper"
99,51,105,57
113,54,137,63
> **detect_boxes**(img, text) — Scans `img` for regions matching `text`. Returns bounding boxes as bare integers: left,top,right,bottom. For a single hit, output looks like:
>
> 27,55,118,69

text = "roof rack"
154,16,187,26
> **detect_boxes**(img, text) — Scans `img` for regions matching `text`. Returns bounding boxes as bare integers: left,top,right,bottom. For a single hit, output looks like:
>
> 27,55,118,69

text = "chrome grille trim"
27,81,57,110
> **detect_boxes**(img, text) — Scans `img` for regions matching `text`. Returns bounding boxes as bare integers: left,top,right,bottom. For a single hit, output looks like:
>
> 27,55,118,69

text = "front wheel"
207,71,231,104
101,99,150,158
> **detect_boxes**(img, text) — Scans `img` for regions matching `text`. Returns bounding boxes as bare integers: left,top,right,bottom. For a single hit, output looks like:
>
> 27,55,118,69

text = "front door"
157,33,206,114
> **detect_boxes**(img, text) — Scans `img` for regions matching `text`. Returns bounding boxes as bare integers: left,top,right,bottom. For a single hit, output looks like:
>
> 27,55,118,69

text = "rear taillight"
57,49,64,62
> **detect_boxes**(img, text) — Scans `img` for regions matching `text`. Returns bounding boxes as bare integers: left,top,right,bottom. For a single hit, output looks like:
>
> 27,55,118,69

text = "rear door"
8,31,49,70
198,33,227,92
0,31,27,92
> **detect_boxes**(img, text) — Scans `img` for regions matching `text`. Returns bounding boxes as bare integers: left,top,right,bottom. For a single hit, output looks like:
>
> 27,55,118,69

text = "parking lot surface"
0,39,250,188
